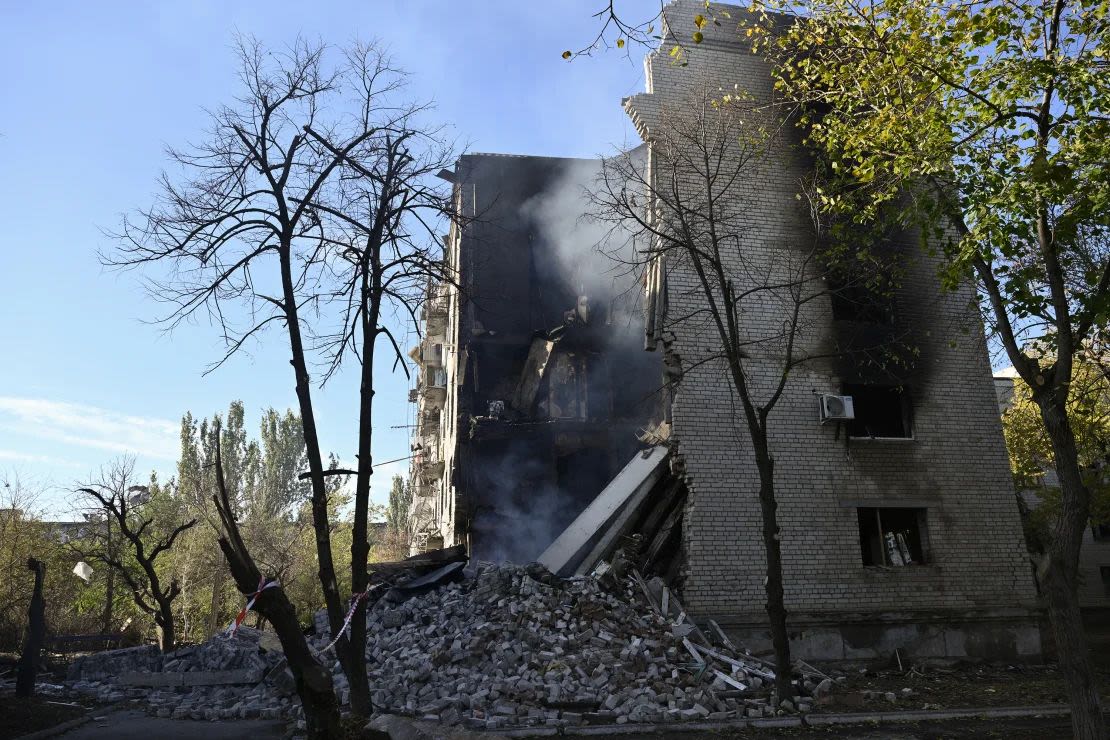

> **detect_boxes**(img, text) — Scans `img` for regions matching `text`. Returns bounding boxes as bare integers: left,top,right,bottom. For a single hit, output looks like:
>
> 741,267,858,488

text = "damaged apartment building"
409,0,1041,663
407,152,665,563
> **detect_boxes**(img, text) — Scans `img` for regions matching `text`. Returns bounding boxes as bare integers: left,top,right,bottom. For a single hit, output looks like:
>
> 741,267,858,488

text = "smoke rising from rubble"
470,442,575,564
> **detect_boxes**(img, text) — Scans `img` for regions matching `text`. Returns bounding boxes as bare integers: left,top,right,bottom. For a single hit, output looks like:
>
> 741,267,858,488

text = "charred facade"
408,154,663,563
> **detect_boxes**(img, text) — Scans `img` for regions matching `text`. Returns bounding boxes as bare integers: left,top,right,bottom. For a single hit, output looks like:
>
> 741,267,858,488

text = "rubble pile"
66,627,297,722
159,628,279,674
68,644,163,682
59,554,838,730
312,561,835,729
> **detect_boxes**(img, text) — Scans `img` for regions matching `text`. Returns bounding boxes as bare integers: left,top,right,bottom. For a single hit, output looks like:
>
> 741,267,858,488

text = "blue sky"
0,1,654,517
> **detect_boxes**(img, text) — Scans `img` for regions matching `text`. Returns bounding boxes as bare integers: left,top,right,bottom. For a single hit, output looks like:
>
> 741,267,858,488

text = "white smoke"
520,157,641,302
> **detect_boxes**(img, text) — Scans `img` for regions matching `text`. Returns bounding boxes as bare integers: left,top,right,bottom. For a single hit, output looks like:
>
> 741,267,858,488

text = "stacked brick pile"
314,562,834,730
66,627,297,722
61,562,836,730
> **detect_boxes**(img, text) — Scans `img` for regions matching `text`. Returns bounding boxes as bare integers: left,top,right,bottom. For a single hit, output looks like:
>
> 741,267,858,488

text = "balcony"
426,312,448,337
423,283,449,318
423,337,446,368
419,409,440,432
418,459,445,482
420,384,447,409
419,366,448,408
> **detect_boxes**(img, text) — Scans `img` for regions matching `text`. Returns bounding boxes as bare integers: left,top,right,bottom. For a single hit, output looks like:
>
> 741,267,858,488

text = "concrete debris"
64,627,295,721
67,645,163,682
365,713,511,739
57,552,837,730
312,559,835,729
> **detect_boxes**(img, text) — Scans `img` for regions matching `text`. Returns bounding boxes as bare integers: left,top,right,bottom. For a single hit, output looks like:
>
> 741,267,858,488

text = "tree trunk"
279,245,345,637
155,601,176,653
1037,396,1106,739
16,558,46,698
754,438,794,702
342,309,378,717
218,541,340,739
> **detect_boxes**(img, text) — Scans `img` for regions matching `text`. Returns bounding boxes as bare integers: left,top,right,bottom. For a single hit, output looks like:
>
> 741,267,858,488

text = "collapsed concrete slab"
538,446,670,577
63,626,298,723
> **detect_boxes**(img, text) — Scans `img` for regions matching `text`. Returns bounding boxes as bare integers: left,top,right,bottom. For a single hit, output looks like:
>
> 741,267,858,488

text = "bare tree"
210,425,340,739
105,37,459,715
595,86,901,701
75,459,197,652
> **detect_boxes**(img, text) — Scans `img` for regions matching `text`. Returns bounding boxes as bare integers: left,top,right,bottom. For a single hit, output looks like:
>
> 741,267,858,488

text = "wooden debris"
701,646,775,681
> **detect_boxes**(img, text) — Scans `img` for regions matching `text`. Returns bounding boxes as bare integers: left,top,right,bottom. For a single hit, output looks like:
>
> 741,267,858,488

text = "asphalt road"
49,707,1098,739
56,709,285,739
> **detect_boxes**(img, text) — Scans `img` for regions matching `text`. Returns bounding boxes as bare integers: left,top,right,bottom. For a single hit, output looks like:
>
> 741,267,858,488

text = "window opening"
844,384,912,438
830,281,895,324
857,507,928,566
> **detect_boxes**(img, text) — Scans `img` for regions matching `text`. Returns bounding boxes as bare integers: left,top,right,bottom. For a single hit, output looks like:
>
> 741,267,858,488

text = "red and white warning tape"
315,591,369,654
226,577,279,637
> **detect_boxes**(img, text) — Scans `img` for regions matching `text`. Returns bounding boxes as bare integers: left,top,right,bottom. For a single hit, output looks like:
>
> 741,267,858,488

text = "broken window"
831,282,895,324
424,366,447,388
844,384,913,439
547,352,588,420
825,231,897,324
857,507,928,566
1092,523,1110,541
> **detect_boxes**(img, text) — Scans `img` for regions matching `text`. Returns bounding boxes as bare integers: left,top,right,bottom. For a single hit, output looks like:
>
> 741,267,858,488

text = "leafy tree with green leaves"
174,403,252,637
1004,356,1110,553
386,475,412,540
368,474,413,562
253,409,310,519
738,1,1109,733
172,401,334,637
0,474,50,650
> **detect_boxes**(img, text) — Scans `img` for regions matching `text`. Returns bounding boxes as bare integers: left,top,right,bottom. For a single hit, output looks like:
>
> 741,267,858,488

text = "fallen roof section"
538,445,670,577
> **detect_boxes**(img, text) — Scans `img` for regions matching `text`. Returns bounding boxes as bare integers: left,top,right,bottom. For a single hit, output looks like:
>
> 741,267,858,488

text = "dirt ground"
649,713,1098,739
816,661,1110,714
0,695,89,739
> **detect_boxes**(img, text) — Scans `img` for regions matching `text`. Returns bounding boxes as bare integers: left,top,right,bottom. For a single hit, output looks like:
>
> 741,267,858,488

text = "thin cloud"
0,397,178,460
0,449,79,467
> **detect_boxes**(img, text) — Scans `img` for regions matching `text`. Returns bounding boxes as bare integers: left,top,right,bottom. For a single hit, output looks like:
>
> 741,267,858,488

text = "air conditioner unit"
819,394,855,423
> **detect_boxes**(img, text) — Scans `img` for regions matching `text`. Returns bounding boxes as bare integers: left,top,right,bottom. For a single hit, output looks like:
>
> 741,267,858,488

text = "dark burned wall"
456,154,579,340
450,153,663,563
